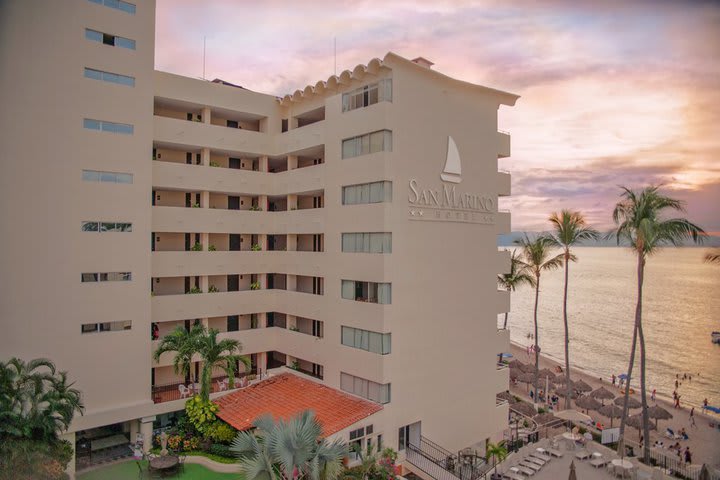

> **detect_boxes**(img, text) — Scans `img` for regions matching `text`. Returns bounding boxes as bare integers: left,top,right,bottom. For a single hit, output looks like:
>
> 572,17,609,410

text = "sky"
155,0,720,233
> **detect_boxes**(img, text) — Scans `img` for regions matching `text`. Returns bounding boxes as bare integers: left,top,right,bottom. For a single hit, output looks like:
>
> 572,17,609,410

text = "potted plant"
208,285,219,293
191,242,203,251
208,245,216,251
251,244,261,251
250,282,260,290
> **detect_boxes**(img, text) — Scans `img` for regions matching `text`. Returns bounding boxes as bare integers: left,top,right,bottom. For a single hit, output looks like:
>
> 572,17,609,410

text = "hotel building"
0,0,517,476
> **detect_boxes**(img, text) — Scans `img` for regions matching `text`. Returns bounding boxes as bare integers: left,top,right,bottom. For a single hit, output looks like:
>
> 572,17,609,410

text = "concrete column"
201,147,210,166
61,431,76,480
256,352,267,375
130,419,140,445
140,416,156,453
201,232,209,251
202,106,211,124
287,274,297,292
259,234,268,251
201,191,210,208
287,155,298,170
287,234,297,251
200,275,209,293
259,273,267,289
259,156,269,173
285,354,296,367
258,312,267,328
287,194,298,211
259,194,268,211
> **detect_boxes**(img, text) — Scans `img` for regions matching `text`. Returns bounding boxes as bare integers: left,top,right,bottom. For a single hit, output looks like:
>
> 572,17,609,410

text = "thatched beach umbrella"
647,405,673,429
538,368,557,381
699,464,711,480
614,396,642,409
517,372,536,392
555,376,573,387
511,401,537,418
573,379,592,393
598,404,624,428
556,389,578,400
510,367,522,381
520,362,536,373
509,360,526,370
627,413,656,439
590,386,615,405
576,395,602,413
568,460,577,480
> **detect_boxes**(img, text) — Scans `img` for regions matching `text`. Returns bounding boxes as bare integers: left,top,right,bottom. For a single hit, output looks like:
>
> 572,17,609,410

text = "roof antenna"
203,36,206,80
334,37,337,76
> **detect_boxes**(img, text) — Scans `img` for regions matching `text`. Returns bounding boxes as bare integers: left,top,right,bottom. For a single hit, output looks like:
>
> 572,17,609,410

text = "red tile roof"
215,373,383,436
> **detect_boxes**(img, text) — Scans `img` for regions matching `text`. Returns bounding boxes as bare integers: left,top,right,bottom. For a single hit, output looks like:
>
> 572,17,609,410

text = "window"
342,130,392,159
88,0,136,14
82,170,133,184
227,315,239,332
342,233,391,253
341,326,391,354
342,181,392,205
341,280,391,304
82,221,132,232
81,320,132,334
85,29,136,50
84,118,134,135
340,373,390,404
348,425,376,459
81,272,132,282
342,79,392,112
398,426,409,451
84,68,135,87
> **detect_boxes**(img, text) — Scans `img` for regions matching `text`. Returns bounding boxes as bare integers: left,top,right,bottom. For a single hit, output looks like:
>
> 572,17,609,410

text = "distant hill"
498,232,720,247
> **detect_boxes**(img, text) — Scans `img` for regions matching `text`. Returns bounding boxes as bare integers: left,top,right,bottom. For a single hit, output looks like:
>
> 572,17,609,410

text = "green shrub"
205,422,237,444
191,242,203,251
208,443,234,458
185,396,218,435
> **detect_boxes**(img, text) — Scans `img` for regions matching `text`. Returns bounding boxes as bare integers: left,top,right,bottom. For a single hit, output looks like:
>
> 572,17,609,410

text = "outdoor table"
149,455,179,477
611,459,634,478
562,432,581,441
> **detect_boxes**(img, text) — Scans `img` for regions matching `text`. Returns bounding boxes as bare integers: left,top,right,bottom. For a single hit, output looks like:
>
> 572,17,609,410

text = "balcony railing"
151,371,260,403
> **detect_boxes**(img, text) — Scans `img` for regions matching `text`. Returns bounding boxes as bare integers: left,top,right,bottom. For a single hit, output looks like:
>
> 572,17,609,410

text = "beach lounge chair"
547,448,563,458
519,461,542,472
510,466,535,477
502,473,525,480
525,456,546,466
530,452,551,463
590,456,608,468
575,449,591,460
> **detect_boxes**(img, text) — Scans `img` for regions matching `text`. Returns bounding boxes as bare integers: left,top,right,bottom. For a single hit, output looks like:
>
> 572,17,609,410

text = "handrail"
407,436,490,480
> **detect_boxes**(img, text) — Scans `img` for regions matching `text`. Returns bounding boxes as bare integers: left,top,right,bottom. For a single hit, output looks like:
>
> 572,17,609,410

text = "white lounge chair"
525,456,545,466
503,473,525,480
178,384,191,398
519,461,541,472
510,466,534,477
575,449,591,460
531,452,551,462
542,447,563,458
590,456,608,468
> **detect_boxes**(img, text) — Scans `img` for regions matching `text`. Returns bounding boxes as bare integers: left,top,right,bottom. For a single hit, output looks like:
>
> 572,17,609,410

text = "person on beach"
684,447,691,464
651,388,656,402
675,379,679,389
703,398,708,410
690,407,696,428
612,374,616,386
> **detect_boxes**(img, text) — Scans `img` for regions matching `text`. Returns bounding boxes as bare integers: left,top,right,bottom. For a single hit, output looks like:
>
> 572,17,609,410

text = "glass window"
81,273,98,282
82,170,101,182
342,131,391,159
84,68,103,80
341,280,354,300
81,323,99,334
100,171,115,182
342,79,392,112
114,36,136,50
89,0,136,13
369,131,384,153
101,222,117,232
81,221,99,232
343,181,392,205
378,283,392,304
116,173,133,183
83,118,101,130
85,29,103,42
342,138,356,159
117,223,132,232
85,68,135,86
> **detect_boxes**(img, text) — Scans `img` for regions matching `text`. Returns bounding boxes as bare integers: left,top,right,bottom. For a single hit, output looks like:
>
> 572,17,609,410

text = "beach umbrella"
576,395,602,413
598,404,624,428
626,413,656,440
520,362,536,373
511,402,537,418
573,379,592,393
590,386,615,405
647,405,673,429
555,376,573,387
555,389,578,399
533,412,557,426
614,396,642,409
509,360,525,370
510,367,522,381
538,368,557,381
568,460,577,480
517,372,536,392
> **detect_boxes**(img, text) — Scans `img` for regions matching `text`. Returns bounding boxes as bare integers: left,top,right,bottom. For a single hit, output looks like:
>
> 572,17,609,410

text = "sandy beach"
508,342,720,470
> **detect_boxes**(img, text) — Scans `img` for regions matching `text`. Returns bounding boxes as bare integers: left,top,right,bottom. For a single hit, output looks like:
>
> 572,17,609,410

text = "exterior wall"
0,0,514,457
0,0,157,431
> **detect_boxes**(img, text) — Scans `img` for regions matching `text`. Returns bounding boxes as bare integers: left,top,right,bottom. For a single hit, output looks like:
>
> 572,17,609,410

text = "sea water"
502,247,720,408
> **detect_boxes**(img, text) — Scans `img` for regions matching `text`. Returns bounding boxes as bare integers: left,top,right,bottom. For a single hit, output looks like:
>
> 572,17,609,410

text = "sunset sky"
155,0,720,233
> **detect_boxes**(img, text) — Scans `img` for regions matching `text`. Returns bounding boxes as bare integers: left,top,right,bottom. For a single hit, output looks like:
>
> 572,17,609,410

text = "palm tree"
546,211,599,409
704,250,720,264
197,327,250,401
497,250,535,330
0,357,84,442
515,235,563,403
231,410,347,480
485,440,508,474
611,185,705,462
153,323,203,386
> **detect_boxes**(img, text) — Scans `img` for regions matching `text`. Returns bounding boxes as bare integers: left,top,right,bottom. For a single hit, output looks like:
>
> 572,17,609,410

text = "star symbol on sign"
410,210,416,216
418,210,423,216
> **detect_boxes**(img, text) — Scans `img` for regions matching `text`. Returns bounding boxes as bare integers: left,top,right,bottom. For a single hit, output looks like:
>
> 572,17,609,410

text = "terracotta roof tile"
215,373,383,436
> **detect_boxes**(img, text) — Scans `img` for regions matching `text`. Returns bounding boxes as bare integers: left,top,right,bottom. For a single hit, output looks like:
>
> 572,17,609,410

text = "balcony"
151,205,324,235
496,210,511,234
497,171,511,197
497,130,511,158
151,371,265,404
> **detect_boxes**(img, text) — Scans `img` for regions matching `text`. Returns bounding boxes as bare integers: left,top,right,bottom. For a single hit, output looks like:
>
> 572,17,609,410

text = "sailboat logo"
440,136,462,184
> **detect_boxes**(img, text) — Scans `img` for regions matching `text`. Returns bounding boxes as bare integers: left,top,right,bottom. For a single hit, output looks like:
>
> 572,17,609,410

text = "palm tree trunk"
617,253,643,456
533,275,540,405
637,257,650,463
563,250,571,410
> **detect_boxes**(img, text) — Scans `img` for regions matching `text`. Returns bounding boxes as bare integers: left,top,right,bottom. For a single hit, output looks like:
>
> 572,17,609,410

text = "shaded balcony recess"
153,98,266,132
293,106,325,128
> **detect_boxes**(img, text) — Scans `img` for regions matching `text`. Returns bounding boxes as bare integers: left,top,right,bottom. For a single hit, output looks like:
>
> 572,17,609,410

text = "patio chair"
590,456,608,468
525,456,545,466
217,379,227,391
178,453,186,473
178,384,191,399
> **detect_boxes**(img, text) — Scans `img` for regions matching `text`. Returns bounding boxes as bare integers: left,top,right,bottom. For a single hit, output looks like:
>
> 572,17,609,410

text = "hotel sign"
408,136,496,224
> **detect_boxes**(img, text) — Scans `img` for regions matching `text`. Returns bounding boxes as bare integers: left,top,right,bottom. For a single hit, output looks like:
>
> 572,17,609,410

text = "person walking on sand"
684,447,691,464
651,388,656,402
612,374,616,386
690,407,696,428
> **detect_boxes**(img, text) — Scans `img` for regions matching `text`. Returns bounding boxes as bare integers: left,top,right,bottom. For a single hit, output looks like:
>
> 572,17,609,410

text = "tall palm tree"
546,210,599,409
515,235,564,403
153,323,203,386
611,185,705,462
497,250,535,330
704,250,720,264
231,410,347,480
0,357,84,442
197,327,250,401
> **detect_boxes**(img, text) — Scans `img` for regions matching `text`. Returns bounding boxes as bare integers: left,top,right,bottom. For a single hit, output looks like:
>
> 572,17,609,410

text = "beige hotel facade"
0,0,517,475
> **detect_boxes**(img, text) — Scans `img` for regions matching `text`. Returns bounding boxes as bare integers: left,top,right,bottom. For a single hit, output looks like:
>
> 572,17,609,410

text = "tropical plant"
485,441,508,474
611,185,705,462
497,250,534,330
210,161,221,167
205,422,237,444
250,282,261,290
344,444,399,480
249,205,262,211
251,243,262,252
546,210,599,409
153,324,203,385
208,285,219,293
185,396,219,435
196,327,250,399
704,250,720,264
514,235,563,403
209,244,217,251
187,286,203,294
231,410,347,480
191,242,203,251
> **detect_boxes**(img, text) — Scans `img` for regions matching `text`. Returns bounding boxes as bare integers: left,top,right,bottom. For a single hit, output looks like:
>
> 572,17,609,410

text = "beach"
508,342,720,469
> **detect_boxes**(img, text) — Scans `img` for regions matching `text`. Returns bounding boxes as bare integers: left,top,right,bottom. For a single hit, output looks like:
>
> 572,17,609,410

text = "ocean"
501,247,720,409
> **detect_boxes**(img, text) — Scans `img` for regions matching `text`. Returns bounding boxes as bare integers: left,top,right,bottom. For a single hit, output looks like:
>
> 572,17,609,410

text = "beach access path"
508,342,720,470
